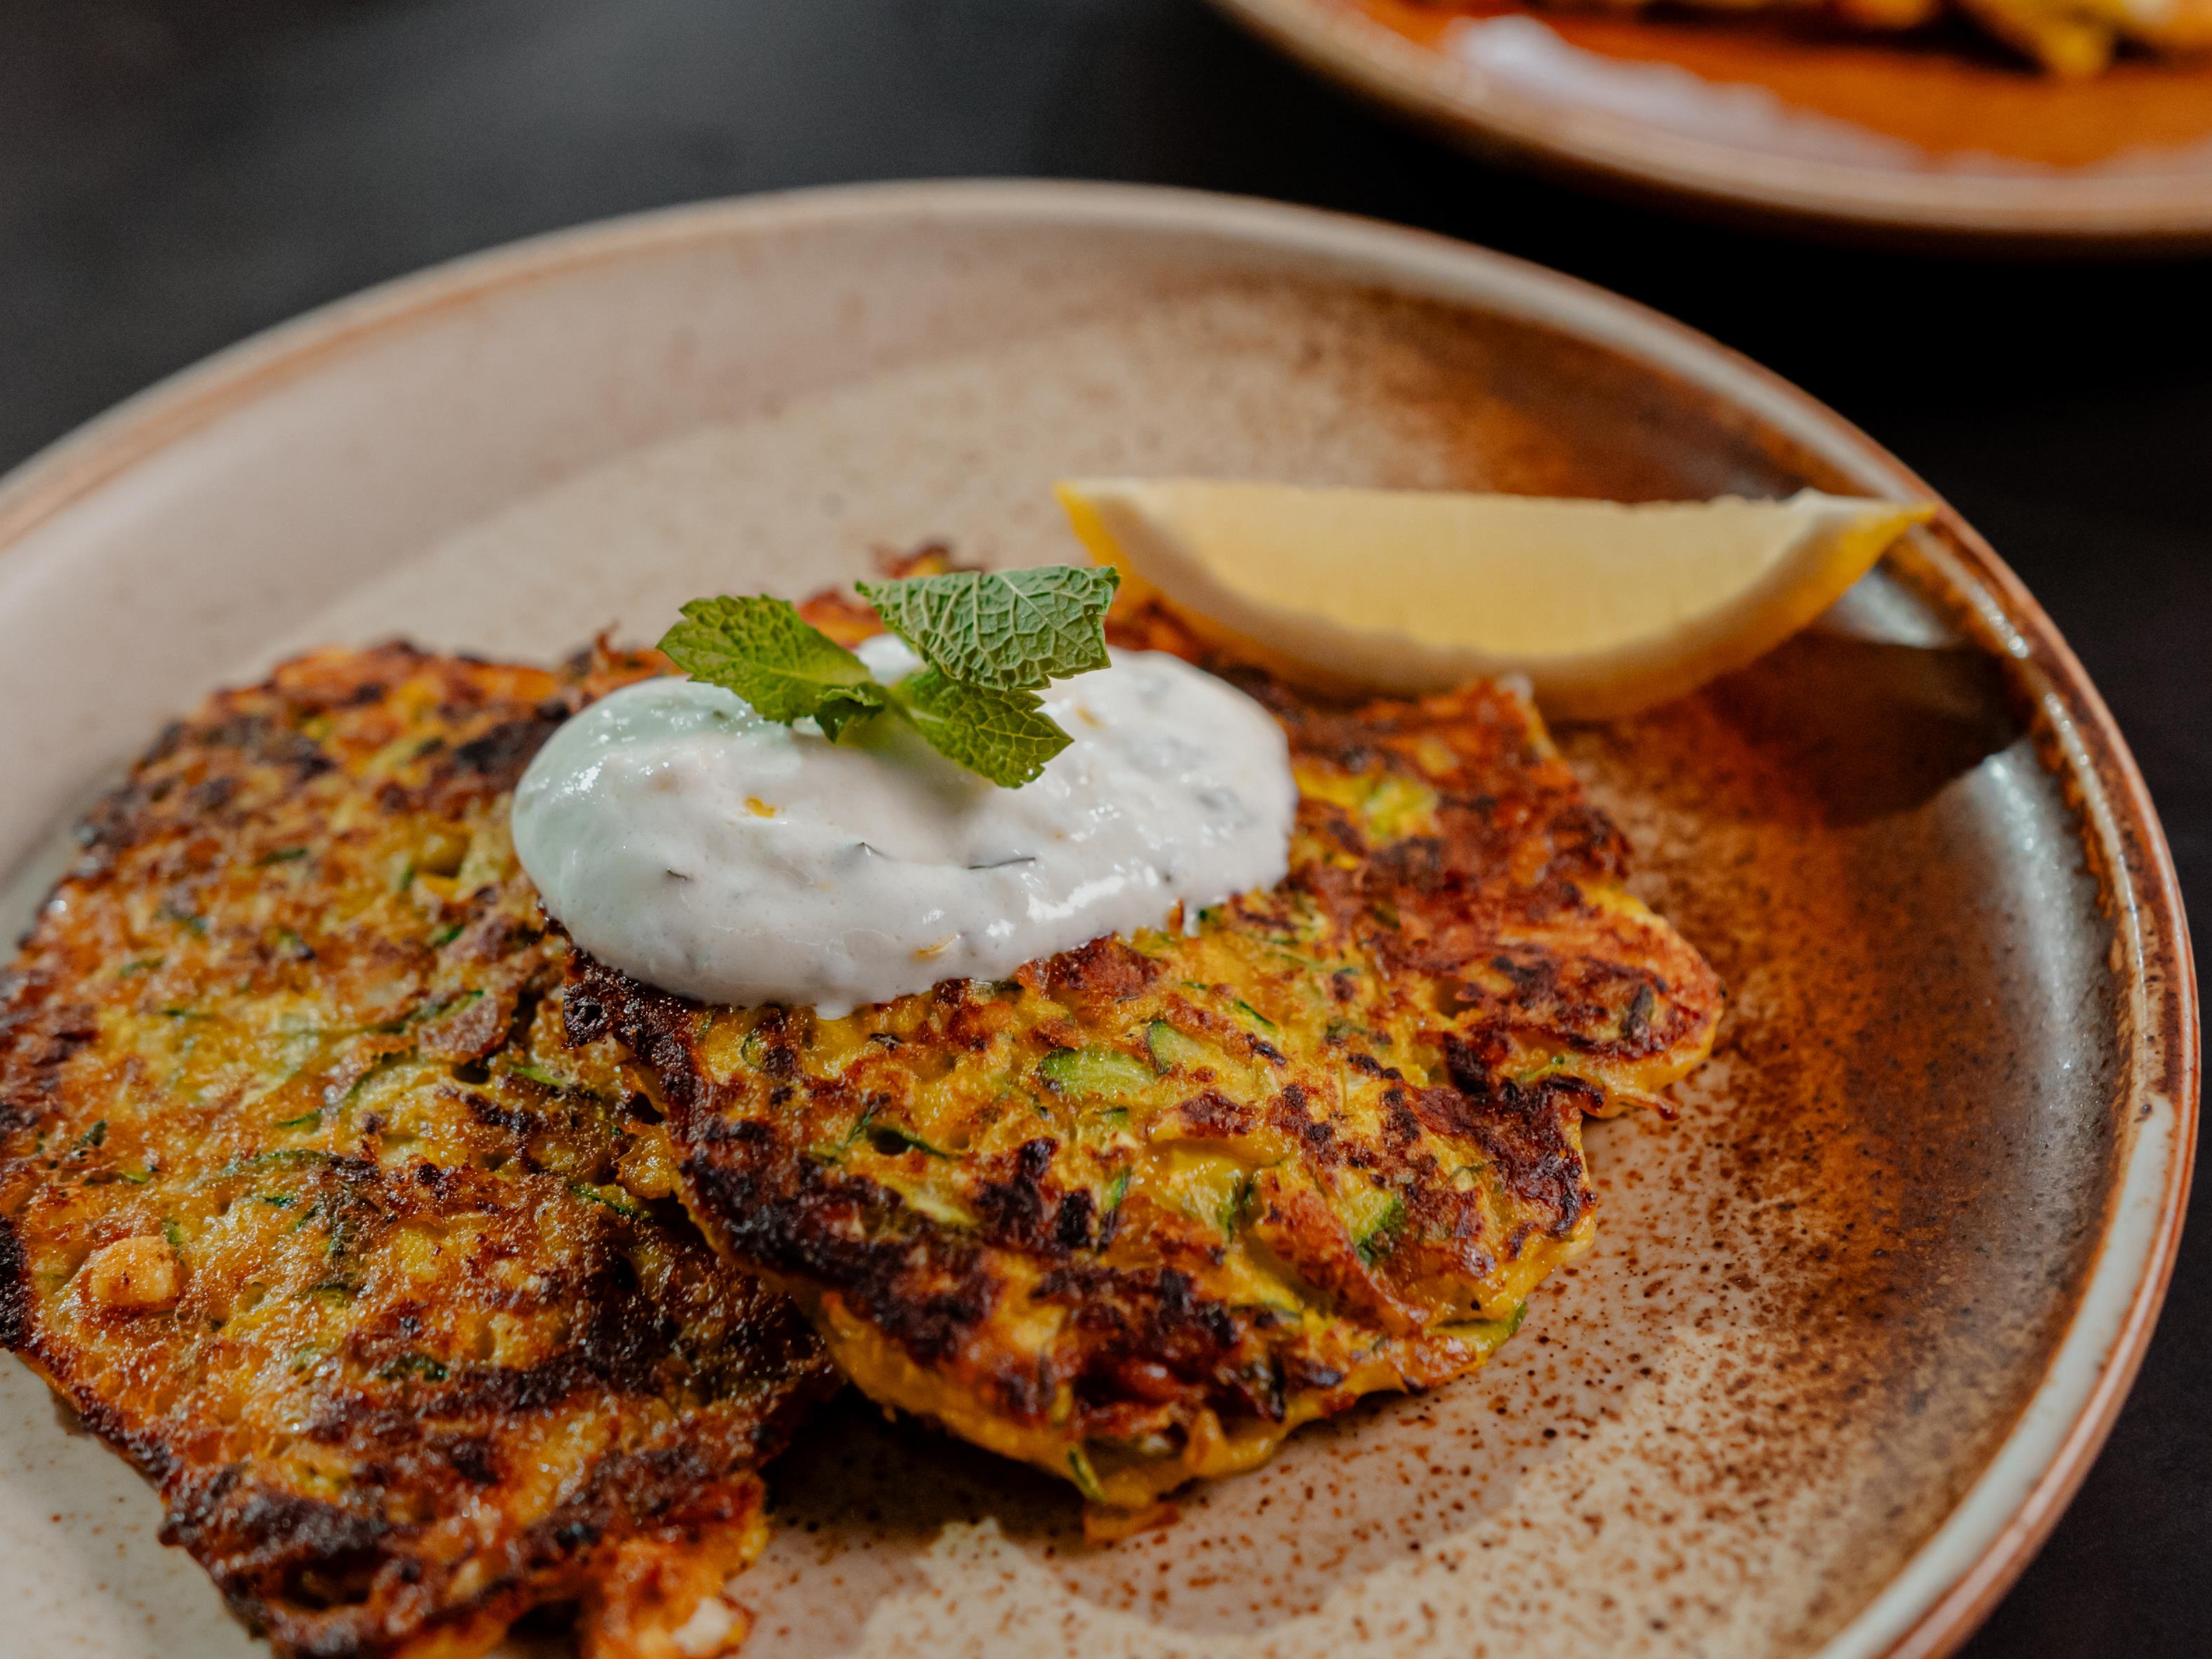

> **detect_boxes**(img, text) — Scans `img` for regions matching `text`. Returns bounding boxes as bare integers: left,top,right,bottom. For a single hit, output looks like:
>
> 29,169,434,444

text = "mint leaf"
891,670,1070,787
659,596,874,724
660,566,1117,787
857,565,1119,691
813,681,888,742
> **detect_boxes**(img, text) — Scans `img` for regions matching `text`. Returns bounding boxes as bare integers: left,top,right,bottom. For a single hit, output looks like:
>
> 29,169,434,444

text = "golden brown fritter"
569,598,1721,1511
0,645,834,1659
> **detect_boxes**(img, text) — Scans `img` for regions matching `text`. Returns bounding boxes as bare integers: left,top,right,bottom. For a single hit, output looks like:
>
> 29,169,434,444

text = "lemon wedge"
1055,478,1933,719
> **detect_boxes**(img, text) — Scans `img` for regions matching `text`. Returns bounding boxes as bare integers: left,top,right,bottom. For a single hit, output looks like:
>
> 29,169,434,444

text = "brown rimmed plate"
0,182,2193,1658
1212,0,2212,250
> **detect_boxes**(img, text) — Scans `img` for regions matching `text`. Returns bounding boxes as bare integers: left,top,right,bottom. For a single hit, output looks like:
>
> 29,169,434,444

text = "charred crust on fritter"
566,955,703,1112
1173,1091,1257,1140
0,1211,30,1351
1425,1035,1601,1231
1031,935,1160,1012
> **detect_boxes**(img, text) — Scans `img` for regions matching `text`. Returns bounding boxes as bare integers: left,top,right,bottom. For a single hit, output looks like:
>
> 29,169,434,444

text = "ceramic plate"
0,182,2193,1659
1212,0,2212,248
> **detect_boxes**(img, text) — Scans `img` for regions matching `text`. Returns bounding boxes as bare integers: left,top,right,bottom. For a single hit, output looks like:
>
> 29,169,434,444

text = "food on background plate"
1401,0,2212,76
1943,0,2212,72
1058,479,1933,718
0,646,834,1659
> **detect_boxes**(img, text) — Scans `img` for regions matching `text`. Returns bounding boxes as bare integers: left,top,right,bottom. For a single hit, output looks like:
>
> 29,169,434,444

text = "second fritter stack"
568,598,1722,1511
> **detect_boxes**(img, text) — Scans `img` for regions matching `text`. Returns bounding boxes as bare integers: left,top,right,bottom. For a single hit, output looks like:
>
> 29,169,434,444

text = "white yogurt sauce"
512,636,1295,1016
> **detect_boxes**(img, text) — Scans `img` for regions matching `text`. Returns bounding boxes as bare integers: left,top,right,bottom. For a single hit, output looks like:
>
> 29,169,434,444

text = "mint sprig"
655,564,1117,787
888,671,1070,787
660,596,877,723
856,566,1119,690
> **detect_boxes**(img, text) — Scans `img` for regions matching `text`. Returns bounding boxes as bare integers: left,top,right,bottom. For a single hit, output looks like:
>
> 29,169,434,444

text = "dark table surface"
2,1,2204,1653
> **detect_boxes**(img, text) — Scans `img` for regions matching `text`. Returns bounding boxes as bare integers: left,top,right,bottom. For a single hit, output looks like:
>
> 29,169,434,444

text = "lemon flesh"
1056,478,1934,719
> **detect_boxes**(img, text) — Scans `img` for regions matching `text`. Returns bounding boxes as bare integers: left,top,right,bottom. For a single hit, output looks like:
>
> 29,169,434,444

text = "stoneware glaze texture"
0,183,2191,1659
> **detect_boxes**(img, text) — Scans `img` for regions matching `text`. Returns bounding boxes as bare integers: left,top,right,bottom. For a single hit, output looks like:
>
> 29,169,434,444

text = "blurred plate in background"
1212,0,2212,248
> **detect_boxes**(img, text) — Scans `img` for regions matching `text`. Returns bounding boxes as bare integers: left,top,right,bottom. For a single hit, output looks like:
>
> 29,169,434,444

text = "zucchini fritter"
569,599,1721,1510
0,646,833,1659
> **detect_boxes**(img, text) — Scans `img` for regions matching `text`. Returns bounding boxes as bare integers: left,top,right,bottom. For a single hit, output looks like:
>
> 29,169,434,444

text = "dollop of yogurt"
512,636,1295,1016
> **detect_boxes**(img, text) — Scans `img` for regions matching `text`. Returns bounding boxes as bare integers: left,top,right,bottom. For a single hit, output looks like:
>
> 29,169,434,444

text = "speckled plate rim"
1206,0,2212,248
0,180,2194,1658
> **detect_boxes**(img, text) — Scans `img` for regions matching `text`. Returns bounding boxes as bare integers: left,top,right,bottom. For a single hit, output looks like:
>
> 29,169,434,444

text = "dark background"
1,1,2204,1652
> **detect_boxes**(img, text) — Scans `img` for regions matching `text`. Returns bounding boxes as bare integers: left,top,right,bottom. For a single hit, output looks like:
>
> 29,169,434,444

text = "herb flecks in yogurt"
513,607,1295,1017
658,564,1120,787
